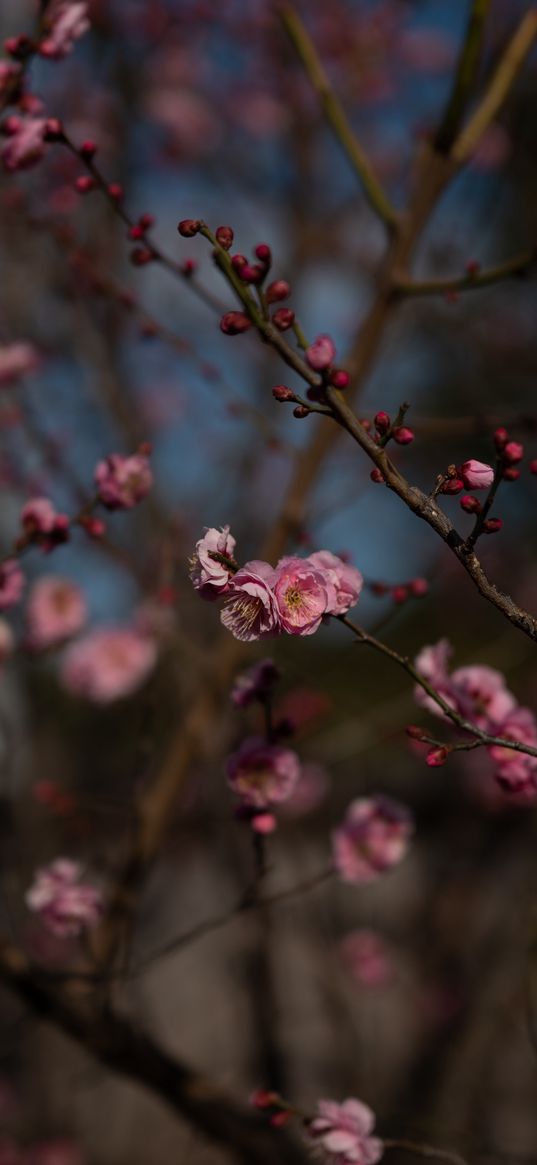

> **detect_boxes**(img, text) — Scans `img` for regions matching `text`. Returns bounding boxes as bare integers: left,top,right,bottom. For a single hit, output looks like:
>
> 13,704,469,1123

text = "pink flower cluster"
415,640,537,794
25,859,102,938
332,796,413,884
26,577,87,650
38,1,90,60
94,450,153,510
227,736,300,827
61,626,157,703
190,529,363,641
308,1098,383,1165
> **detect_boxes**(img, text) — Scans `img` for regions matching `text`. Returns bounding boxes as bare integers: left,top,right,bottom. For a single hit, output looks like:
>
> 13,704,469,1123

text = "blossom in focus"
333,796,413,884
0,560,25,611
230,658,279,707
274,556,336,636
0,342,39,386
94,451,152,510
25,858,102,938
459,460,494,490
26,577,87,650
38,1,90,59
305,334,336,371
340,930,393,988
61,626,157,702
226,736,300,809
1,118,49,172
221,560,281,641
307,550,363,615
308,1098,383,1165
189,525,236,599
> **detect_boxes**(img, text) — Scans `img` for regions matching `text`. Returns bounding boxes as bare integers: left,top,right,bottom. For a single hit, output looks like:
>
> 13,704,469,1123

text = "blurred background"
0,1,537,1162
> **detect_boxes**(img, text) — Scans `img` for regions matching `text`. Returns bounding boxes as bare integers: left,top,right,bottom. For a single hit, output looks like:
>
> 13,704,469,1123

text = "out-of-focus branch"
277,3,399,232
434,0,491,154
393,248,536,297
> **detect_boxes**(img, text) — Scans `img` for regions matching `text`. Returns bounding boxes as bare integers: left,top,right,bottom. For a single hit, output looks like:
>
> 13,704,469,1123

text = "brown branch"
434,0,491,154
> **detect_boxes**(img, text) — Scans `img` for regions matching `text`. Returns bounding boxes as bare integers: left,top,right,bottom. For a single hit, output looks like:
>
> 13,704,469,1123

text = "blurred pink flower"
333,796,413,884
39,1,90,59
0,560,25,611
26,577,87,649
61,626,157,702
221,560,281,641
1,119,48,172
94,451,152,510
190,525,237,599
274,556,336,635
230,658,279,707
308,1098,383,1165
227,736,300,809
488,706,537,794
0,342,39,386
340,929,393,988
26,858,102,938
307,550,363,615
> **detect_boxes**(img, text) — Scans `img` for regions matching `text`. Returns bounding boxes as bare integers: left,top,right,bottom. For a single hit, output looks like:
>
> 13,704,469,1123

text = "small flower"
0,342,39,386
25,858,102,938
1,118,49,172
61,626,157,702
306,551,363,616
189,525,236,600
227,736,300,809
38,1,90,59
308,1098,383,1165
26,577,87,650
94,451,152,510
459,460,494,490
221,560,281,642
230,658,280,707
305,334,336,371
0,560,25,611
332,795,413,885
274,556,336,635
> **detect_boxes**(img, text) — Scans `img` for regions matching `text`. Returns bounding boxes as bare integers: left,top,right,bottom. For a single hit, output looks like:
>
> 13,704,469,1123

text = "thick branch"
434,0,491,153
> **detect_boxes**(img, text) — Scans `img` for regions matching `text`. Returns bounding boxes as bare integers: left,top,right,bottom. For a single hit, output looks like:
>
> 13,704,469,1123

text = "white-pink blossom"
189,525,237,599
26,577,87,650
274,556,336,635
308,1098,383,1165
307,550,363,615
61,626,157,702
333,796,413,885
1,118,49,172
25,858,102,938
221,560,281,641
227,736,301,809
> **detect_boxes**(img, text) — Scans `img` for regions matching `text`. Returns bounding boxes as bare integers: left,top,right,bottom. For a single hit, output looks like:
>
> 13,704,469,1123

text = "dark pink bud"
239,263,264,284
493,427,509,451
426,747,448,767
139,213,154,230
272,308,295,331
231,253,248,272
305,334,336,371
252,812,276,834
182,259,197,276
215,225,234,250
293,405,310,418
440,478,464,495
177,219,200,237
270,1112,291,1128
392,585,408,604
406,724,427,740
393,426,414,445
370,468,385,484
460,494,482,514
483,518,503,534
272,384,296,402
359,418,371,432
374,411,390,434
79,139,97,160
251,1090,278,1110
1,116,21,136
4,35,34,60
265,280,290,304
80,515,105,539
254,243,271,266
502,466,520,481
74,175,96,193
530,459,537,475
128,224,144,240
408,578,428,597
130,247,153,266
370,581,387,596
219,311,251,335
107,183,123,202
503,440,523,464
43,118,63,141
465,260,480,277
330,369,349,389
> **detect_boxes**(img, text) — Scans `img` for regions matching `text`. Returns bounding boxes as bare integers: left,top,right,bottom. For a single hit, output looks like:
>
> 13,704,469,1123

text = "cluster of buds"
369,577,428,604
365,410,415,447
493,427,525,481
250,1090,293,1129
127,212,155,267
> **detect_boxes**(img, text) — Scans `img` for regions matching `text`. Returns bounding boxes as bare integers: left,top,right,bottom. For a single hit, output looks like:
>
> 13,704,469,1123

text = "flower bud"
393,426,414,445
530,460,537,475
407,724,427,740
493,427,509,451
305,334,336,371
255,243,271,266
74,175,96,193
251,1090,278,1110
502,466,520,481
177,219,200,237
483,517,502,534
107,183,123,202
219,311,251,335
231,253,248,272
330,369,349,389
270,1112,291,1128
272,308,295,330
79,139,97,159
43,118,63,141
465,260,480,277
374,411,390,434
391,585,408,604
252,812,276,834
139,213,154,230
182,259,197,276
130,247,153,266
293,405,310,418
240,263,265,284
370,468,384,484
266,280,290,304
460,494,482,514
272,385,295,402
408,578,428,597
440,478,464,495
502,441,523,464
215,225,234,250
426,747,448,767
460,459,494,490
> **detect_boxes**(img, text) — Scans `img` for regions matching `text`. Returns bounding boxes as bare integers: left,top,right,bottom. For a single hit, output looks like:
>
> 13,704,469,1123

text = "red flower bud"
128,224,144,240
250,1090,278,1110
79,139,97,159
406,724,427,740
177,219,200,237
270,1112,291,1128
483,518,502,534
408,577,428,597
440,478,464,495
502,466,520,481
493,427,509,451
374,411,390,434
231,253,248,272
370,468,385,483
74,175,96,194
392,585,408,604
460,494,482,514
4,35,34,60
272,385,295,402
239,263,265,284
215,225,234,250
43,118,63,141
80,516,105,539
503,440,523,464
107,183,124,202
330,369,349,389
530,459,537,475
426,747,449,767
393,426,414,445
182,259,197,276
219,312,251,335
255,243,271,266
139,213,154,230
293,405,310,418
265,279,290,304
272,308,295,331
130,247,153,266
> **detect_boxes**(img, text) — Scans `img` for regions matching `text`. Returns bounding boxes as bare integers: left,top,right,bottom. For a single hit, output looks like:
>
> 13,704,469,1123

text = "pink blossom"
305,334,336,371
94,451,152,510
274,556,336,635
307,550,363,615
0,342,39,386
25,858,102,938
230,658,279,707
308,1098,383,1165
488,706,537,795
189,525,237,599
1,119,49,172
415,640,516,729
61,626,157,702
226,736,300,809
340,930,393,989
221,560,281,642
333,795,413,885
38,2,90,59
0,560,25,611
26,577,87,650
459,460,494,490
